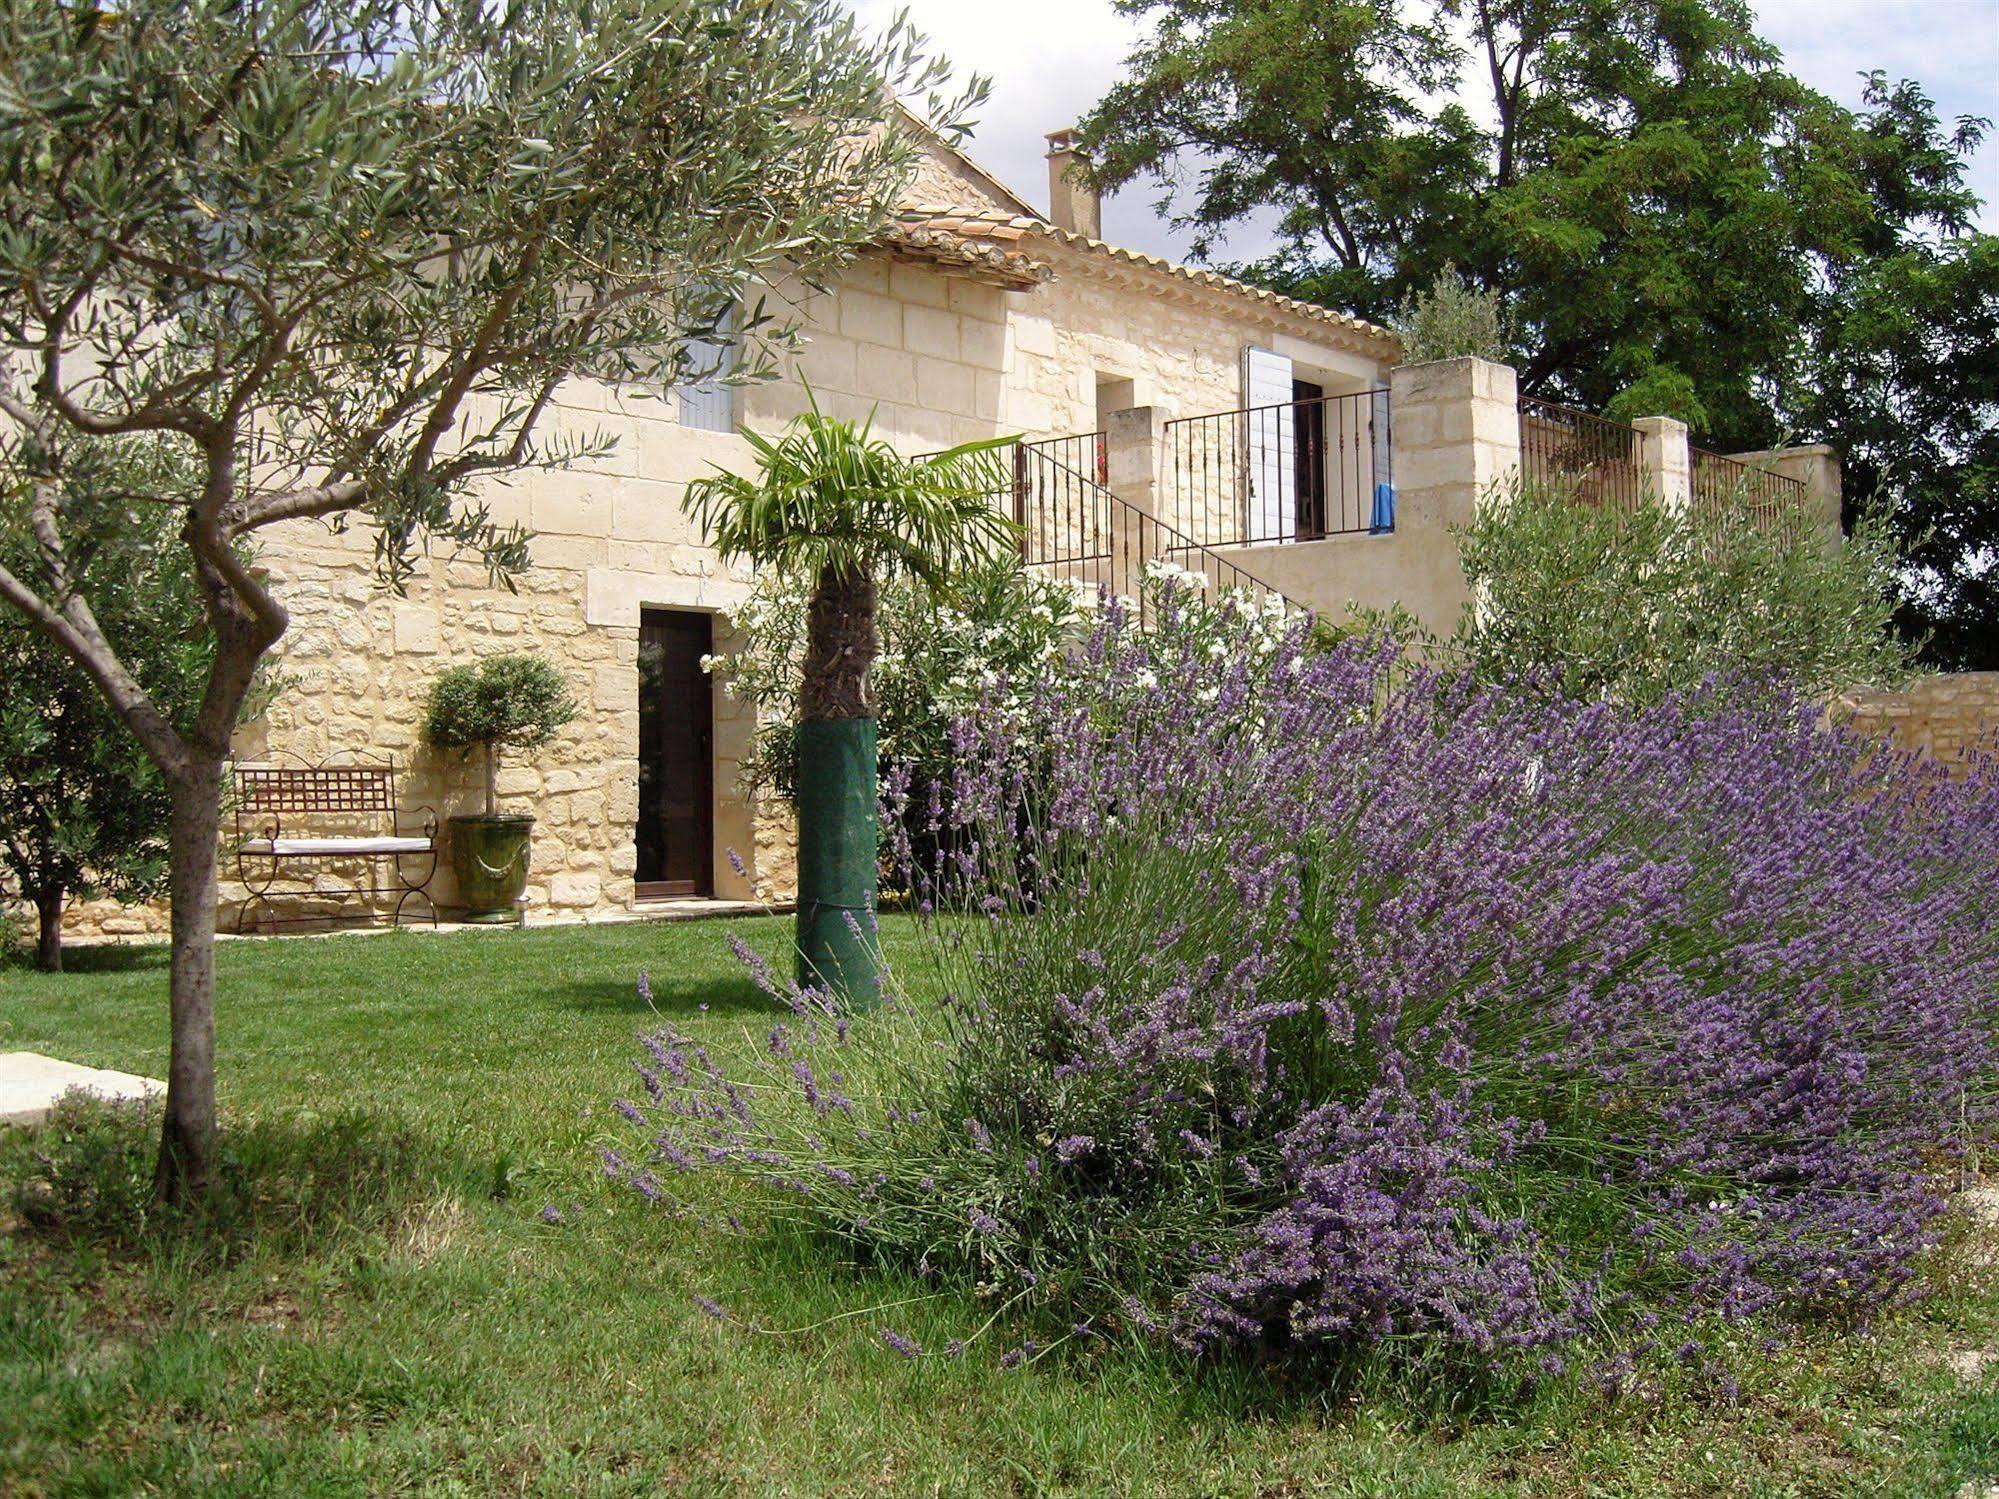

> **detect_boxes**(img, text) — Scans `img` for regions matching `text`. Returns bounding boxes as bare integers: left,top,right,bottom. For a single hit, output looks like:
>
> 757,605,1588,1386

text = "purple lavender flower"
605,588,1999,1377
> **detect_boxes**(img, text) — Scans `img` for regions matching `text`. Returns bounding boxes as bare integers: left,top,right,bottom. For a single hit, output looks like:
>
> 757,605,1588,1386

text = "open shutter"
677,312,738,432
1241,345,1295,541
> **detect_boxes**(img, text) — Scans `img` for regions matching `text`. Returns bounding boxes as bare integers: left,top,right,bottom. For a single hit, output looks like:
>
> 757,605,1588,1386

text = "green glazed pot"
448,814,535,923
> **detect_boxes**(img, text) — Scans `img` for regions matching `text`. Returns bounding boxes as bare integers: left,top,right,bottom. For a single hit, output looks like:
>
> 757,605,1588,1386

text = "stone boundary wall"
1838,672,1999,766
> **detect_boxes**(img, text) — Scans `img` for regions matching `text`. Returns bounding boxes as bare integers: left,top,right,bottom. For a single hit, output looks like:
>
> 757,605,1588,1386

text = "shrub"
709,556,1093,802
10,1090,161,1241
609,590,1998,1371
1452,481,1919,704
1392,265,1513,364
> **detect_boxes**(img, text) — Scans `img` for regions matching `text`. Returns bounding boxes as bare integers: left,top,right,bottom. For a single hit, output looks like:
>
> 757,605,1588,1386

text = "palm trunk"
33,885,63,973
800,563,878,721
794,563,881,1006
154,757,221,1205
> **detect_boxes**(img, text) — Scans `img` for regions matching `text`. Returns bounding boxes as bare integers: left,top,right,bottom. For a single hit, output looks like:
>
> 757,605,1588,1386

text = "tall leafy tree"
684,405,1012,1007
0,0,976,1202
1080,1,1996,662
2,442,211,971
1789,83,1999,668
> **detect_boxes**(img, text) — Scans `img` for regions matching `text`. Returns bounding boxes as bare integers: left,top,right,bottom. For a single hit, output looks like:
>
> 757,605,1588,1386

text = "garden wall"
1838,673,1999,766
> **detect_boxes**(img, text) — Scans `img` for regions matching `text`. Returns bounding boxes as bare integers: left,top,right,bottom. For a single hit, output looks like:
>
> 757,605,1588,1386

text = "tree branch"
0,551,189,774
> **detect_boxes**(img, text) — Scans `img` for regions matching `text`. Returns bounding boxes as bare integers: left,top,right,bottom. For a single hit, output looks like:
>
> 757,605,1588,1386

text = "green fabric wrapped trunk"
793,716,880,1007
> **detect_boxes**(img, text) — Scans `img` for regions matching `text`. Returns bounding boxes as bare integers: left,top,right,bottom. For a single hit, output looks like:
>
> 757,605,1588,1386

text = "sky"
848,0,1999,263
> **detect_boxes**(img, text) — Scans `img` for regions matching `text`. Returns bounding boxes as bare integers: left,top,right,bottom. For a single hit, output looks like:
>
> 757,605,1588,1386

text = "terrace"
993,355,1840,631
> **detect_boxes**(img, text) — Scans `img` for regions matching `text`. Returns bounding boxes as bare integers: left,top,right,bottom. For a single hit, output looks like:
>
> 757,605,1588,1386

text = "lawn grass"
1,917,1994,1496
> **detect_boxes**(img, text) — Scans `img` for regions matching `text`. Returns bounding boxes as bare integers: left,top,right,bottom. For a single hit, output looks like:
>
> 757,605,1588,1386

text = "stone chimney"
1045,129,1101,240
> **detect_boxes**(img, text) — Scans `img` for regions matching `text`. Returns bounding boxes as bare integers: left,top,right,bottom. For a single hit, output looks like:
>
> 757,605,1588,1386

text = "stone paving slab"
0,1051,164,1127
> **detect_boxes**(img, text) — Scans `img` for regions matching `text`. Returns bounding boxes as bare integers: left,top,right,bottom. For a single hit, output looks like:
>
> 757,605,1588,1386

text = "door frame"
635,607,715,900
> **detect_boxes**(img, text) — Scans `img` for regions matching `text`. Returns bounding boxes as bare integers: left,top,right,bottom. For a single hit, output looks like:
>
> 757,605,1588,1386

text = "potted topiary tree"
421,653,577,922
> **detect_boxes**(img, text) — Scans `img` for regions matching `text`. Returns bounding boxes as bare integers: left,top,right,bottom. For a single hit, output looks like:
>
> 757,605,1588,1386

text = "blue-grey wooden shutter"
677,315,737,432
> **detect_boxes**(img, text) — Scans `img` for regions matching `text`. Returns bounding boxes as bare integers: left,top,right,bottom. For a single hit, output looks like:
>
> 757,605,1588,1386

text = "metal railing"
1007,432,1108,577
1000,435,1302,624
1162,388,1392,549
1518,397,1643,509
1690,446,1808,536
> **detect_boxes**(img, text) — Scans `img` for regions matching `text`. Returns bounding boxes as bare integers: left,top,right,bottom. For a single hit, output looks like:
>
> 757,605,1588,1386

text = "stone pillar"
1726,442,1843,534
1386,356,1520,629
1103,404,1169,600
1104,404,1168,516
1632,415,1692,512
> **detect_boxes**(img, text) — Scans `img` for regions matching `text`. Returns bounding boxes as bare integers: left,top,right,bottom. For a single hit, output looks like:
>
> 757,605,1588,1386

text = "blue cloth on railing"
1370,482,1396,534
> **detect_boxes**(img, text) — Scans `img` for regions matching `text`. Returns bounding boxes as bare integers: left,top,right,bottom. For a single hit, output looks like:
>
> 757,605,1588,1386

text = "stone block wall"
1838,673,1999,767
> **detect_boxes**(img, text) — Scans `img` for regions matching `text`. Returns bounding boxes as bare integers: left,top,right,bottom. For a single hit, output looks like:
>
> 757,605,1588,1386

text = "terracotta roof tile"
887,199,1396,350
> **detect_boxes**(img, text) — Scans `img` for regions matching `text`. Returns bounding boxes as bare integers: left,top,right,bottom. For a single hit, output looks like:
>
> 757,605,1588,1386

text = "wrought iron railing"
1001,435,1302,623
1162,389,1392,549
1690,446,1808,536
925,430,1307,621
1517,397,1643,509
1007,432,1108,576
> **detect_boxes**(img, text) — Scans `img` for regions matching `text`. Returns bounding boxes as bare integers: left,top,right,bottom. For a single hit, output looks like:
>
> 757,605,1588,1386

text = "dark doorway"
1293,378,1328,540
636,609,713,898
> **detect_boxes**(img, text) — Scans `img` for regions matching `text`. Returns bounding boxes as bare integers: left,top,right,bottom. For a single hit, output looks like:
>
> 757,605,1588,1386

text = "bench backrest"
234,763,399,834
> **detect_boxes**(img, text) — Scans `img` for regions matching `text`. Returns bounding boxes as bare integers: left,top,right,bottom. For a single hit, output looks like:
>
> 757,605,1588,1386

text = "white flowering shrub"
711,559,1299,805
708,559,1095,801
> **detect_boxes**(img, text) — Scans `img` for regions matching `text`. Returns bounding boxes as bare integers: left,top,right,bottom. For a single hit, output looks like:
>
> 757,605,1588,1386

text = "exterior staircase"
1006,434,1306,621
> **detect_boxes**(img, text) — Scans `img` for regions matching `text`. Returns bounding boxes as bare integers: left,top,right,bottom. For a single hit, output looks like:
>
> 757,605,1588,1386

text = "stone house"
65,124,1401,938
53,121,1838,938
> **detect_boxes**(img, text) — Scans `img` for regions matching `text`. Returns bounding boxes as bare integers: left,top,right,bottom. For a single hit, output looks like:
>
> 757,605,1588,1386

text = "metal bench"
233,758,438,932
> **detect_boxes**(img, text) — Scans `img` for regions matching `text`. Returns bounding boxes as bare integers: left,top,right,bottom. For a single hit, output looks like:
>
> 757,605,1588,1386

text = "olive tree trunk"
33,885,63,972
794,563,881,1006
154,757,224,1202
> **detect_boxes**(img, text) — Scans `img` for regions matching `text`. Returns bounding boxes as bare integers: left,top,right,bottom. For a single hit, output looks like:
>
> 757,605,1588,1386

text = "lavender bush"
610,590,1999,1370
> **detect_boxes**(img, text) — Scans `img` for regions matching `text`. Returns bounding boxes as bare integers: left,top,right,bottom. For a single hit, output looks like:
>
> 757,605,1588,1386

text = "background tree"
0,0,977,1202
1079,1,1996,663
1,442,212,970
684,404,1013,1006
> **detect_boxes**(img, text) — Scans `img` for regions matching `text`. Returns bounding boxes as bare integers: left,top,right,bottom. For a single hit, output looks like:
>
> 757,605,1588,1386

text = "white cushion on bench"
241,836,433,856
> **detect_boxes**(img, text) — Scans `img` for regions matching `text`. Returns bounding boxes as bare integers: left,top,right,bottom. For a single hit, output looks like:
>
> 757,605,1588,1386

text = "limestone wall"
1839,673,1999,767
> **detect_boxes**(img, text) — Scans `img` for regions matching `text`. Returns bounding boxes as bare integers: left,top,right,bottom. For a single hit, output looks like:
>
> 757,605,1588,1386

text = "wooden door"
636,610,713,898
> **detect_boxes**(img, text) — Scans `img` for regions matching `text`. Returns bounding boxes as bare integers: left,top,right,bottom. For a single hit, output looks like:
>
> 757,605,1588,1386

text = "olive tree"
0,0,975,1202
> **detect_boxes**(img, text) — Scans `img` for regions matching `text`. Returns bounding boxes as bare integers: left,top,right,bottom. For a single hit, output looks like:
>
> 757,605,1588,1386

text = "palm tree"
685,400,1016,1005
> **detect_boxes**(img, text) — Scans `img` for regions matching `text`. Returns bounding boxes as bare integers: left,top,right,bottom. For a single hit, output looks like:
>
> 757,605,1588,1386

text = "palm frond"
682,401,1022,590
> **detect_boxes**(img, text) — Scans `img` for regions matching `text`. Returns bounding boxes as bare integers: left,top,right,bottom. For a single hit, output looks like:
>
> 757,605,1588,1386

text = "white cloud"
846,0,1998,256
